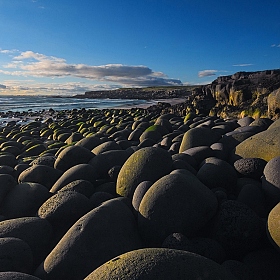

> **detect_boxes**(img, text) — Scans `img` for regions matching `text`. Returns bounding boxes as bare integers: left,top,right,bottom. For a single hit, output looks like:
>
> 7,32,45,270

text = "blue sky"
0,0,280,95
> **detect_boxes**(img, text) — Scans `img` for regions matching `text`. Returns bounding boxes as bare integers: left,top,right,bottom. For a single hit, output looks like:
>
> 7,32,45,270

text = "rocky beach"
0,69,280,279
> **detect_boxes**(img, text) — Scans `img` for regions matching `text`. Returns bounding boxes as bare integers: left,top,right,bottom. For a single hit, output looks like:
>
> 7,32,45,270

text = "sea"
0,95,156,126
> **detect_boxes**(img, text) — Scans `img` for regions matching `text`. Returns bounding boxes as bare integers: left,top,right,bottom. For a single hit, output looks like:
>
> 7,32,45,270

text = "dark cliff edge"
74,69,280,119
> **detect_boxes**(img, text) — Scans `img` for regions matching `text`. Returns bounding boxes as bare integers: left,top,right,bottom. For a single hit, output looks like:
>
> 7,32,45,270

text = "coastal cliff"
75,69,280,119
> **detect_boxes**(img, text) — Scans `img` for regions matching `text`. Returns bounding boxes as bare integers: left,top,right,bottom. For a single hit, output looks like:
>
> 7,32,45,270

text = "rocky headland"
75,69,280,119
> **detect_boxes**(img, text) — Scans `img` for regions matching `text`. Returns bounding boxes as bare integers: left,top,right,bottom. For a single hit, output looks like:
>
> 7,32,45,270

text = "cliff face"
205,69,280,106
188,69,280,118
75,69,280,118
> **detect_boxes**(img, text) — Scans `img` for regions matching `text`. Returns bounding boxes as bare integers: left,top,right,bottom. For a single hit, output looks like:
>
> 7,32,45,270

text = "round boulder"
0,217,53,266
267,202,280,251
0,237,33,273
38,191,92,240
54,145,95,172
75,136,101,150
197,157,238,193
233,126,280,161
138,172,218,246
179,127,221,153
116,147,172,198
89,150,130,179
262,156,280,208
18,165,62,190
50,163,97,193
34,199,142,280
234,158,267,179
0,272,41,280
57,179,95,198
84,248,236,280
0,182,51,219
210,200,264,259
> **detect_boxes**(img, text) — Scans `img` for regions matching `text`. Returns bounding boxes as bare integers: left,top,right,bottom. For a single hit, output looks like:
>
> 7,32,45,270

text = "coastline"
0,97,187,127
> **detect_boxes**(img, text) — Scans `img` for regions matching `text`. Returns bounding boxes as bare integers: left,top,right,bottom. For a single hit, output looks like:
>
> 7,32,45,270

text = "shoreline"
0,97,187,127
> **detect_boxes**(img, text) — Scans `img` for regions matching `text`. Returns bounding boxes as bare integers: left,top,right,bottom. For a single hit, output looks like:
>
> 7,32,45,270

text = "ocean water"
0,95,155,126
0,95,153,112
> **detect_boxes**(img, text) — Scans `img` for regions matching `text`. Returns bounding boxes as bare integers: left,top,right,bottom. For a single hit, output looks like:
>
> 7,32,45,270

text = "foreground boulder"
0,237,33,273
85,248,236,280
0,183,51,219
138,172,218,246
267,202,280,251
34,199,142,280
0,272,41,280
233,124,280,161
0,217,53,267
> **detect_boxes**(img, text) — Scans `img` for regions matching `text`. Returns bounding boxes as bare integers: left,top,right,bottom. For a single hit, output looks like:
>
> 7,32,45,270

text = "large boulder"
0,217,53,266
54,145,94,172
233,126,280,161
197,157,238,193
38,191,92,241
210,200,264,259
84,248,236,280
18,165,62,190
0,183,51,219
262,156,280,208
34,199,142,280
116,147,172,198
179,127,221,153
50,164,97,193
89,150,130,179
0,237,33,273
138,172,218,246
75,136,101,150
267,202,280,251
0,272,41,280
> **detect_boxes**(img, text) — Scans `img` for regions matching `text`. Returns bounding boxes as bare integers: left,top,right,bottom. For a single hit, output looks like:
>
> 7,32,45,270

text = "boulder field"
0,107,280,279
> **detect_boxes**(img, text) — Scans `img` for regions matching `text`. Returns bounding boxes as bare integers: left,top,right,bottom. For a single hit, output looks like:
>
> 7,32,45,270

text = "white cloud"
233,63,253,67
0,50,182,87
1,80,120,95
198,70,217,78
0,49,19,54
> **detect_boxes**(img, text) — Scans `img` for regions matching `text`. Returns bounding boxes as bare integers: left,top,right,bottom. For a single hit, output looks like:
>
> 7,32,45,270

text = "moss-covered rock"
267,202,280,251
233,126,280,161
84,248,236,280
116,147,172,198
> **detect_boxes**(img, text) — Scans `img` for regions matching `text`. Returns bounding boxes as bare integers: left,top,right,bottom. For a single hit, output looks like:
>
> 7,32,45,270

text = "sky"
0,0,280,96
